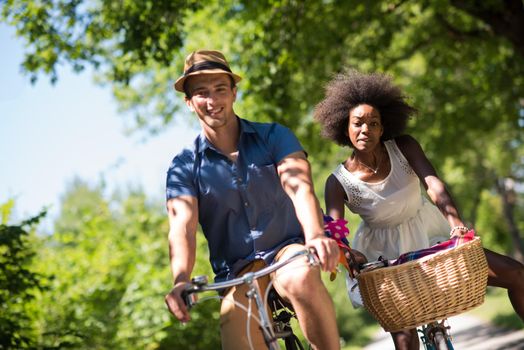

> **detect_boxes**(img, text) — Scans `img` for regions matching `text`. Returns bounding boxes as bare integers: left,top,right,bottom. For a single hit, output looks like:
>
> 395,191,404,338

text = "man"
164,49,340,350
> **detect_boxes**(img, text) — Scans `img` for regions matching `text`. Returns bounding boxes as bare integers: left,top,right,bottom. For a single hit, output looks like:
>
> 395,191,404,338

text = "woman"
314,69,524,350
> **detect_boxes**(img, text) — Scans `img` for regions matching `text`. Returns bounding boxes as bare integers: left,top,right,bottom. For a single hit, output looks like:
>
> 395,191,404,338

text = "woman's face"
347,104,383,151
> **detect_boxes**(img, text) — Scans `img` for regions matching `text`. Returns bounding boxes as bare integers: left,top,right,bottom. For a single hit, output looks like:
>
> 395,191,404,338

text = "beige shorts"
219,243,306,350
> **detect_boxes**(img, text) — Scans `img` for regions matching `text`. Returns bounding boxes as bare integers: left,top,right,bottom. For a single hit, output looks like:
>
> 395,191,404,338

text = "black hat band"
184,61,232,76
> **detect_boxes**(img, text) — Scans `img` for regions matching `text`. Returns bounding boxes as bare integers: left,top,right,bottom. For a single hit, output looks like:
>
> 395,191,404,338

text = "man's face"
185,73,237,131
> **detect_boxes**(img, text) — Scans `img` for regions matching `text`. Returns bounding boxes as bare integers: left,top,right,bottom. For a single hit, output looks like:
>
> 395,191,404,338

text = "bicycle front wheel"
431,329,452,350
283,334,305,350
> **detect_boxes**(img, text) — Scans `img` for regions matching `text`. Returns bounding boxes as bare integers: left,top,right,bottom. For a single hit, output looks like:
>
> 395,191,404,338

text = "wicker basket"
357,237,488,332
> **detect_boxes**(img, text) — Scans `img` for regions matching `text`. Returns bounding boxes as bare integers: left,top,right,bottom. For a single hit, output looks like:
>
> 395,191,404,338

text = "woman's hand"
449,225,470,238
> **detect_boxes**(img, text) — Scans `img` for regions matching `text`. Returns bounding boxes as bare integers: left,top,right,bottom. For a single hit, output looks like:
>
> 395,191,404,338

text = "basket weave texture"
357,237,488,332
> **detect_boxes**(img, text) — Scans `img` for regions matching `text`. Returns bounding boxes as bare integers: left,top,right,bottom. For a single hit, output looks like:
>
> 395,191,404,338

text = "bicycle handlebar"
357,259,389,274
182,248,318,309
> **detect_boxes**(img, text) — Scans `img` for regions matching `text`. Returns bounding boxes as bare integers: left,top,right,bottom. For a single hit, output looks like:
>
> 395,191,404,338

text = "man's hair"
314,69,417,147
184,75,237,99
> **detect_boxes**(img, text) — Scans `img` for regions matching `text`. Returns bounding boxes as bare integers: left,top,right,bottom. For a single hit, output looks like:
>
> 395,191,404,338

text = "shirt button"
237,177,242,182
244,202,249,207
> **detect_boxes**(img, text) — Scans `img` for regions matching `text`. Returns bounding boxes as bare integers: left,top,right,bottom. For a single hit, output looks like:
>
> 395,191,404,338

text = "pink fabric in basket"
388,229,476,266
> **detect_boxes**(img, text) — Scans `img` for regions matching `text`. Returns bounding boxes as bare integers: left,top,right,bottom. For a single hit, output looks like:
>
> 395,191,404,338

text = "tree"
5,3,521,344
30,179,222,349
3,1,523,134
0,201,48,349
2,0,523,282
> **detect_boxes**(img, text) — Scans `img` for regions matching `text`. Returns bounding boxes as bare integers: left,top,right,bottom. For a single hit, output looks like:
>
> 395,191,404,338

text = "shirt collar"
196,116,256,154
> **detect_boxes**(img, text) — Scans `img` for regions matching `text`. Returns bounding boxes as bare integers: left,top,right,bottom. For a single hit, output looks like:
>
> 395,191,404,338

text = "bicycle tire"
183,249,317,350
283,334,305,350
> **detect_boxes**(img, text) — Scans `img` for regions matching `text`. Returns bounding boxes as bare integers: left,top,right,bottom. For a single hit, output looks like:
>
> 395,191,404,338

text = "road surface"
363,312,524,349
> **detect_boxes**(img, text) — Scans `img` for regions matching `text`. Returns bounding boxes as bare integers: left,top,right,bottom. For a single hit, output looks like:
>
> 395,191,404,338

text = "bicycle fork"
418,320,454,350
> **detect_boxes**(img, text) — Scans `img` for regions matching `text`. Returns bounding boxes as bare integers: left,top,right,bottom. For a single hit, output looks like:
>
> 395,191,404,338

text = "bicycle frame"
182,248,318,350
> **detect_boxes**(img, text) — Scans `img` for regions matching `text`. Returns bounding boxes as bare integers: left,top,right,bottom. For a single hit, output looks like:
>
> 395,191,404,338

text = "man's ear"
233,86,237,102
185,97,195,112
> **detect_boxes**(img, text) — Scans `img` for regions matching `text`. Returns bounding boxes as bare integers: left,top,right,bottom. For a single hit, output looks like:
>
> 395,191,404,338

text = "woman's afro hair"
314,69,417,147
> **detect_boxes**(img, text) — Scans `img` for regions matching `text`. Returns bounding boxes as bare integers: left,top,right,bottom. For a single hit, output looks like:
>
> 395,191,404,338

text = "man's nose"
206,92,218,105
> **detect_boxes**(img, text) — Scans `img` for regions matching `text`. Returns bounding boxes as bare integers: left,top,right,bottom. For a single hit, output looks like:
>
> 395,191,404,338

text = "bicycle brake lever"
181,275,208,309
181,286,199,309
306,248,320,266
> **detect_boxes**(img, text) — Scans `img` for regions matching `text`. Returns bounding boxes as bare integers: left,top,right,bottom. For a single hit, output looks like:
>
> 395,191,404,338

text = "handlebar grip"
181,287,198,309
181,275,208,309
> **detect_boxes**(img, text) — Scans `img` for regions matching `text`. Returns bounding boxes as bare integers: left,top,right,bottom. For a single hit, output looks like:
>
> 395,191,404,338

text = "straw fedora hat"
174,50,242,92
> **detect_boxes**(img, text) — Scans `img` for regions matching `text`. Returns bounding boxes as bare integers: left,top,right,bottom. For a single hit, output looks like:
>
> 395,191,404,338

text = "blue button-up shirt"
166,118,305,281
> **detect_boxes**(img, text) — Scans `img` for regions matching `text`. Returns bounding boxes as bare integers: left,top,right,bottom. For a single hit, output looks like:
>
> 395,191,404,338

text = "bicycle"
182,248,318,350
358,260,455,350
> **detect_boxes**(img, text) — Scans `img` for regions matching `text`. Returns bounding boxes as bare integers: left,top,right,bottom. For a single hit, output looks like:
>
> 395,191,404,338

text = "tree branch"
450,0,524,57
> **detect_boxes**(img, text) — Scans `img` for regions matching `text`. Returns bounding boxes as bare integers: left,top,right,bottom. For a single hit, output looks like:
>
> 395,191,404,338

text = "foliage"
0,202,48,349
1,0,524,347
34,179,221,349
0,182,220,349
2,1,523,230
474,190,511,253
326,273,378,347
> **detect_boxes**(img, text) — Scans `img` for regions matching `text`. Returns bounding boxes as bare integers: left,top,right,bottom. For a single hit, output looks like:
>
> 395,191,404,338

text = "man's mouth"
208,108,223,116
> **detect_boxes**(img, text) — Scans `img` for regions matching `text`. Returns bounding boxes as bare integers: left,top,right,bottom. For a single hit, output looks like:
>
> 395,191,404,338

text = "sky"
0,24,197,230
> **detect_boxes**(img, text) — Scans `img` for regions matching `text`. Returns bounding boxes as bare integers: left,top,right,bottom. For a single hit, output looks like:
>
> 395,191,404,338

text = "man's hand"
165,281,191,323
306,235,340,273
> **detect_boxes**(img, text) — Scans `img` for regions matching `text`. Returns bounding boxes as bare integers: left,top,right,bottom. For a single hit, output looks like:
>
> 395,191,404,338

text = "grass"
470,286,524,330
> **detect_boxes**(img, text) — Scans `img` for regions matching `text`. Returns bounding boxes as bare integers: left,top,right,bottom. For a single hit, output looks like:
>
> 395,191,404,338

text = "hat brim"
174,70,242,93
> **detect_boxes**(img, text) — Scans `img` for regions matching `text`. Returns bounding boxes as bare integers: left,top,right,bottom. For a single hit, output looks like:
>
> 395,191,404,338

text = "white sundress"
332,139,450,261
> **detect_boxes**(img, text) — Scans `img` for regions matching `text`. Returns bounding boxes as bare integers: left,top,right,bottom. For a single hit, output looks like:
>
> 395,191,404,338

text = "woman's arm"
325,174,346,220
396,135,467,233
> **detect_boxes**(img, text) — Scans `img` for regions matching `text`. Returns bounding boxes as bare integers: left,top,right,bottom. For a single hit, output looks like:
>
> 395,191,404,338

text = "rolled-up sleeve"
166,152,197,201
266,123,304,163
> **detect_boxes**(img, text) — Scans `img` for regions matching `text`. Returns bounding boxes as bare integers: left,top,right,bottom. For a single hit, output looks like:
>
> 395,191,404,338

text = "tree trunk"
496,178,524,262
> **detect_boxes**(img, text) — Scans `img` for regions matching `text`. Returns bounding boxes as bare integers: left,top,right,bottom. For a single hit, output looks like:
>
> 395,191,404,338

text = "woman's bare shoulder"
393,134,424,158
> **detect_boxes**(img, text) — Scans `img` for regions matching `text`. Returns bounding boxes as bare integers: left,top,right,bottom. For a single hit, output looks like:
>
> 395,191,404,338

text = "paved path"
363,312,524,349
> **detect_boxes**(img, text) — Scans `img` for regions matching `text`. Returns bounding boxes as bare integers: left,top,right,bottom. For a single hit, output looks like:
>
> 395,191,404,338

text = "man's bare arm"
277,151,339,272
165,195,199,322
